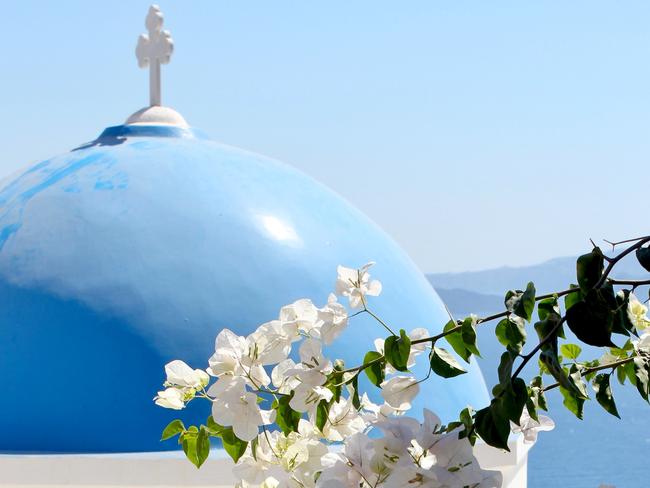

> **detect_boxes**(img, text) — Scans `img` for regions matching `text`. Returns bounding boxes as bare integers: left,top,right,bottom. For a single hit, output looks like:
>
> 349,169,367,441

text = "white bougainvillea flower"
208,329,248,377
279,298,320,339
335,262,382,309
321,396,368,441
635,331,650,354
164,360,209,389
317,433,387,488
208,376,274,441
271,358,300,393
511,409,555,444
154,387,185,410
628,292,650,331
319,294,349,345
380,375,420,410
290,384,334,413
247,320,292,365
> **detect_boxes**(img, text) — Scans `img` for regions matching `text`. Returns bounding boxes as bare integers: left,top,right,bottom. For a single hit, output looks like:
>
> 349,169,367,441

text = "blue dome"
0,124,488,453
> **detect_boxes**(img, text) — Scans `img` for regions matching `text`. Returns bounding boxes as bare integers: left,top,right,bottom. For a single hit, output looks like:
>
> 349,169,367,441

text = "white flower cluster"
154,262,503,487
629,292,650,353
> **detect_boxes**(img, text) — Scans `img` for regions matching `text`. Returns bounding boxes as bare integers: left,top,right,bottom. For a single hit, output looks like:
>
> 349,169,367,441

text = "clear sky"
0,1,648,272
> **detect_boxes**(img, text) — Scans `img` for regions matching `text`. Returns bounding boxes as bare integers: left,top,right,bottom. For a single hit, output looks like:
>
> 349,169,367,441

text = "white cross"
135,5,174,107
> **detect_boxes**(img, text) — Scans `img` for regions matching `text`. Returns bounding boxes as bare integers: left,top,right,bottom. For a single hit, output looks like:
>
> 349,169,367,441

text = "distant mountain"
427,253,646,297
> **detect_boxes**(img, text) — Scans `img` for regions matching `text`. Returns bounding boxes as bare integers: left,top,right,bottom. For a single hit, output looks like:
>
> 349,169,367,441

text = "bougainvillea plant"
154,235,650,487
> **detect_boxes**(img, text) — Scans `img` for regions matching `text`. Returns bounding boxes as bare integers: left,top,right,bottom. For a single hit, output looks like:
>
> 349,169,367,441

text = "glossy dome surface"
0,125,488,452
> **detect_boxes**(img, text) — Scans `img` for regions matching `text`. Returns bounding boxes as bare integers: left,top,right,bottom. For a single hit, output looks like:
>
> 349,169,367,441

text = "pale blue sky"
0,1,648,272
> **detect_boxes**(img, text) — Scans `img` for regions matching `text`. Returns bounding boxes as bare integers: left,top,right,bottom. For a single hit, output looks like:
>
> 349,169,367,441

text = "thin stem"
542,356,634,392
511,317,566,381
608,279,650,287
595,237,650,289
364,306,397,336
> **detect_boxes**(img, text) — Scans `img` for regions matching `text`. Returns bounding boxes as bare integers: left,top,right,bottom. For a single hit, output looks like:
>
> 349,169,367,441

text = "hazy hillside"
428,253,646,297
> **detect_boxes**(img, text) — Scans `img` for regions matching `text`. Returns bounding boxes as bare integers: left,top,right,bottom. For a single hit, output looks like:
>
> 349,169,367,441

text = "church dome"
0,123,488,453
0,5,488,453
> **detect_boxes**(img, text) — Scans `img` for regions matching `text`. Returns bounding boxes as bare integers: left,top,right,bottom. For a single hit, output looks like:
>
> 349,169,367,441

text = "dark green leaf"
592,374,620,418
430,346,466,378
161,419,185,441
384,329,411,372
613,289,634,336
363,351,385,387
636,246,650,273
495,317,526,353
538,297,559,321
316,400,329,431
499,378,528,425
461,317,481,357
564,286,582,312
566,290,615,347
351,374,361,409
475,403,510,451
515,282,536,322
443,320,471,363
273,394,301,435
634,356,650,402
560,385,585,419
576,247,604,293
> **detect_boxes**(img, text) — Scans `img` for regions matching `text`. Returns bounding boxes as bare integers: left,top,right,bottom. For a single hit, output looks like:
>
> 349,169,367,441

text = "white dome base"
0,439,530,487
125,106,189,127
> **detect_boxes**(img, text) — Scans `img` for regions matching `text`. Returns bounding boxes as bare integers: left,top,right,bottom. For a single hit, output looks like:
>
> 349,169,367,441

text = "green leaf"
161,419,185,441
636,246,650,273
496,351,516,387
363,351,385,387
515,282,536,322
443,320,471,362
560,385,585,419
182,433,199,468
351,374,361,409
539,350,585,398
566,290,615,347
206,416,224,436
461,317,481,357
273,394,301,435
560,344,582,361
592,374,620,418
316,400,329,431
576,247,604,293
430,346,467,378
495,316,526,353
384,329,411,372
634,356,650,402
475,403,510,451
195,426,210,468
220,426,248,463
457,407,477,445
499,378,528,425
537,296,559,321
613,289,634,336
530,376,548,412
564,286,582,312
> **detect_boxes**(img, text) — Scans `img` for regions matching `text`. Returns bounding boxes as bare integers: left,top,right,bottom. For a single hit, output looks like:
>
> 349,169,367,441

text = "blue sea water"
528,382,649,488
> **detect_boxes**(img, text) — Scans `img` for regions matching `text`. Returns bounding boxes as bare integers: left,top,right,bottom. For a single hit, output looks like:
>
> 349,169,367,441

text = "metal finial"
135,5,174,107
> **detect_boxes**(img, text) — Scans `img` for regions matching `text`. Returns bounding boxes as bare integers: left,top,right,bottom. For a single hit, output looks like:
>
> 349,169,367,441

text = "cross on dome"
136,5,174,107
